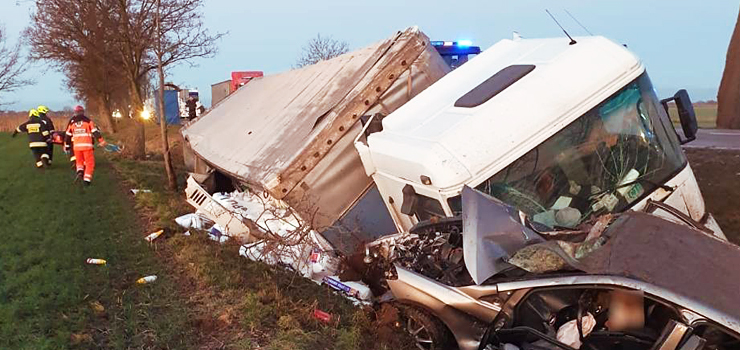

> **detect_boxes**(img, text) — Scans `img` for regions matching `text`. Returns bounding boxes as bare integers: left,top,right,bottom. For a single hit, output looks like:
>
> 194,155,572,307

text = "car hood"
579,211,740,323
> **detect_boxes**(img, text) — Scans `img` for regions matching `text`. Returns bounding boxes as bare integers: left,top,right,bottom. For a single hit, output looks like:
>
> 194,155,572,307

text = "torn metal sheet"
461,186,543,285
579,211,740,325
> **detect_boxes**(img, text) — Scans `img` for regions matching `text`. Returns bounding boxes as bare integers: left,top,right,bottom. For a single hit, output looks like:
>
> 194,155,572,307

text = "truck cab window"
401,185,446,221
413,194,446,221
471,72,686,228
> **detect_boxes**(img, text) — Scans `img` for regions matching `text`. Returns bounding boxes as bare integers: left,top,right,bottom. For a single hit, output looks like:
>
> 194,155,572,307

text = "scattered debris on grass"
322,276,373,304
85,258,107,265
312,309,333,324
208,224,230,243
136,275,157,285
130,188,152,195
89,301,106,317
175,212,213,230
145,229,164,242
103,143,123,153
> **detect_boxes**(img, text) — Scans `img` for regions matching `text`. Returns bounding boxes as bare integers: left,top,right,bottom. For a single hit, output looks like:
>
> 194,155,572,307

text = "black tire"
399,305,455,350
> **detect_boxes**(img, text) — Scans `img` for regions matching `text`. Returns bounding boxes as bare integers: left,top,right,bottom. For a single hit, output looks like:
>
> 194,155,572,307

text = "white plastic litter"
144,229,164,242
208,224,230,243
210,191,303,238
209,189,339,282
175,212,214,230
238,234,339,282
130,189,152,195
323,276,373,301
187,185,341,288
136,275,157,284
556,313,596,349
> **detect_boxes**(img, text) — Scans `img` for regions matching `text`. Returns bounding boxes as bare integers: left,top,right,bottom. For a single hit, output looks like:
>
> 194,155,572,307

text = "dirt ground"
685,148,740,243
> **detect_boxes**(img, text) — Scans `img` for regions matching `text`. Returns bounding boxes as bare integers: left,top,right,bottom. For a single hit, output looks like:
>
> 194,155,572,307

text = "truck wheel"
399,305,454,350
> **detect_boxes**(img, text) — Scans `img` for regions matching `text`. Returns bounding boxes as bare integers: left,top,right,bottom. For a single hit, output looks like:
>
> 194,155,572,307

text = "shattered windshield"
453,73,685,228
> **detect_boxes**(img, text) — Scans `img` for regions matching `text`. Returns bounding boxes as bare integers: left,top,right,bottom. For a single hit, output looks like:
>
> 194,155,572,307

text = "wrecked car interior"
485,288,686,350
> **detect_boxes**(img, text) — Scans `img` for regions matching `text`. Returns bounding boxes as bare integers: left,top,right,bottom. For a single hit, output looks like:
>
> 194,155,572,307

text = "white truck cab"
356,35,725,238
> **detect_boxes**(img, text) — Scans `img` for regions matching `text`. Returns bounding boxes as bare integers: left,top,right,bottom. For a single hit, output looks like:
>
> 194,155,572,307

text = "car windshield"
451,73,686,228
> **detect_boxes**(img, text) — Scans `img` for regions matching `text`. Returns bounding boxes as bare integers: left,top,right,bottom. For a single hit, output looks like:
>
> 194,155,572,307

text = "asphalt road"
679,129,740,150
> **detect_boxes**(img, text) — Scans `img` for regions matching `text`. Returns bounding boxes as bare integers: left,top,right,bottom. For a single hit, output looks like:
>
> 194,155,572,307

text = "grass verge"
105,137,411,349
0,132,195,350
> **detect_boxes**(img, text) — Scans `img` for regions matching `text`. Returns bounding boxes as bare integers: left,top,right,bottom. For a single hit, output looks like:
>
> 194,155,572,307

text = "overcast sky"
2,0,738,111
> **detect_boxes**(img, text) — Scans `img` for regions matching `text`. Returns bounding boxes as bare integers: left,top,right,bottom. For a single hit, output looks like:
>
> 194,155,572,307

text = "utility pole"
156,0,178,191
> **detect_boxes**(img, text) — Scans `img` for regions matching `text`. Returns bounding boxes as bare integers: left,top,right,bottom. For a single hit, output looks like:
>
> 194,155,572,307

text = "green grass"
0,130,411,349
0,132,195,349
102,138,412,349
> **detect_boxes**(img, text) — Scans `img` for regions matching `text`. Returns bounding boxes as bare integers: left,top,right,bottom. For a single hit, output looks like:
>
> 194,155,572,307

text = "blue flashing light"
457,40,473,47
431,41,444,46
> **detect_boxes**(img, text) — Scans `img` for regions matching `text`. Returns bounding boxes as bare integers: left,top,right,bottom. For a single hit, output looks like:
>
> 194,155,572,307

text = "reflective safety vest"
16,116,51,148
65,115,103,151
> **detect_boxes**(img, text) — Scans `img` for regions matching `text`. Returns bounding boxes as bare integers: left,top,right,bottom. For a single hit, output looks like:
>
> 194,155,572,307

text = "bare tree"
718,8,740,129
152,0,223,190
0,26,32,105
295,34,349,68
27,0,222,163
112,0,223,163
26,0,123,132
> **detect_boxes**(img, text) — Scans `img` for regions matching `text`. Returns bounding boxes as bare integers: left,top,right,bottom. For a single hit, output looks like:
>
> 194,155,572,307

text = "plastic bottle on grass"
144,230,164,242
136,275,157,284
86,258,107,265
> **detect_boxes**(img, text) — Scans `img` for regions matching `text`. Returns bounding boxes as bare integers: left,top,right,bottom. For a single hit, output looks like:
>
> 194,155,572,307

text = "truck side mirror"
661,89,698,144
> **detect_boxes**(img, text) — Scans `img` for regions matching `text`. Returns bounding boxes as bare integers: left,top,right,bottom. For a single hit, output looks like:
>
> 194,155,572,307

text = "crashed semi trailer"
356,35,725,240
181,27,451,249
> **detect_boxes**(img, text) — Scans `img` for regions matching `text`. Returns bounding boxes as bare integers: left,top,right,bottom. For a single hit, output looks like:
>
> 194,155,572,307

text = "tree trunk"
157,55,178,191
156,0,176,191
717,8,740,129
95,94,117,133
102,95,117,134
127,79,146,159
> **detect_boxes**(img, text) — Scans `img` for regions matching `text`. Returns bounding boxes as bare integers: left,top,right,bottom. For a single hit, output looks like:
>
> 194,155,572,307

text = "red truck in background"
231,71,264,91
211,71,264,106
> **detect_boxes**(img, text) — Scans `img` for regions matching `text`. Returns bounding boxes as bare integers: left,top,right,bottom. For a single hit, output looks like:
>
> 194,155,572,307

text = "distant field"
0,112,69,132
669,103,717,129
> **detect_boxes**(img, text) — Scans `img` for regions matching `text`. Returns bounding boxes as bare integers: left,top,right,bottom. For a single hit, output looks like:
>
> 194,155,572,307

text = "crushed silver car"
376,187,740,350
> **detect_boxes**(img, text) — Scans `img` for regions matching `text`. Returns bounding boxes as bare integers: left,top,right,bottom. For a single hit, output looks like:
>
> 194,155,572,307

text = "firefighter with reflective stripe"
61,117,77,168
37,105,56,164
12,109,52,168
64,105,106,186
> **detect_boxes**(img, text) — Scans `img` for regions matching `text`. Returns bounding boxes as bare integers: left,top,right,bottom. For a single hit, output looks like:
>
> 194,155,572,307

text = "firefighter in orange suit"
64,105,106,186
12,108,52,168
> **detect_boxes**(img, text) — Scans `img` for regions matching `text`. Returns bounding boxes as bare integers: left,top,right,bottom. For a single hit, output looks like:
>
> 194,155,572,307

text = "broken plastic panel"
461,186,543,285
